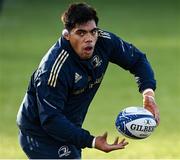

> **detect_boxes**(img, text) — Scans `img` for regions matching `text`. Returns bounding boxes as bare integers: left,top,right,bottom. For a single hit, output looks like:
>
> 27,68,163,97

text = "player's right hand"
94,132,128,153
142,90,160,125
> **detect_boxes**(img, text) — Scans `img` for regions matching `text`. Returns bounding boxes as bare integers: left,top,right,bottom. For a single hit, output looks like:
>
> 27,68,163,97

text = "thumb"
102,132,108,140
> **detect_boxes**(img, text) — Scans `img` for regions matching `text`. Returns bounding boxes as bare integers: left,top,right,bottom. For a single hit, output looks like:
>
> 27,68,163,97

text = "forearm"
130,54,156,93
142,88,160,125
42,114,94,148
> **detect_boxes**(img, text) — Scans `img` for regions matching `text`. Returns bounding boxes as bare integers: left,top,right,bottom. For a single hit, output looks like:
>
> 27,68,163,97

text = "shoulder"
35,41,73,88
98,29,112,40
96,29,123,55
38,38,73,74
98,29,121,41
47,48,71,86
97,29,122,47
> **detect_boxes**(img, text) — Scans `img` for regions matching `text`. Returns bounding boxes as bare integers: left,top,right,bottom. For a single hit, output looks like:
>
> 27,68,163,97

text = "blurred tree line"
0,0,3,13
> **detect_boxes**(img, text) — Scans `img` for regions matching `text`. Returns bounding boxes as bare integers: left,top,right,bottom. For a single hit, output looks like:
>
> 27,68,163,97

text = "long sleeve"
109,33,156,92
34,71,94,148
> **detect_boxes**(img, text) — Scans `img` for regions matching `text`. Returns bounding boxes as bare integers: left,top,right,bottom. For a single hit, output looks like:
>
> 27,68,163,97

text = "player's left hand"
95,132,128,153
143,92,160,125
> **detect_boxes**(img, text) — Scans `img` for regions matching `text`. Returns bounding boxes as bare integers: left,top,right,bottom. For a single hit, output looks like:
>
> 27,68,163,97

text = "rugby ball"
115,106,156,139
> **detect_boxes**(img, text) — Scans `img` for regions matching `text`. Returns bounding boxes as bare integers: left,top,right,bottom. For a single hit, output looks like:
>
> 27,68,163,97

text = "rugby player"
17,3,159,159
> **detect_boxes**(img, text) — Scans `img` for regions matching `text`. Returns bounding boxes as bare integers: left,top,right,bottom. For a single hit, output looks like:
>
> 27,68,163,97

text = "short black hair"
61,3,99,31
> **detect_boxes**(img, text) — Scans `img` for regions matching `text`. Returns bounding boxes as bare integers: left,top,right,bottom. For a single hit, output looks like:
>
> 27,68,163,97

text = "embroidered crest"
58,146,71,158
91,55,102,68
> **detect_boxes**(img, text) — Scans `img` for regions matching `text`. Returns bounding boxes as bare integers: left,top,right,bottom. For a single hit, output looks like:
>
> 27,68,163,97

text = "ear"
64,34,70,40
62,29,70,40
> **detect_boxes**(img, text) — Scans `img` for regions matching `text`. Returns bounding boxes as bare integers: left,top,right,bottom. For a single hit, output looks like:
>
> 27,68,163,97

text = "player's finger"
155,111,160,125
119,139,128,147
111,139,128,150
119,138,125,143
109,142,128,151
102,132,108,140
156,117,160,125
113,137,119,145
144,105,154,116
121,141,129,146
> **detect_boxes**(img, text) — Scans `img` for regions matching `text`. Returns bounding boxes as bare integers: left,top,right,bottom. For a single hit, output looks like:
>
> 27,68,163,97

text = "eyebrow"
75,28,99,33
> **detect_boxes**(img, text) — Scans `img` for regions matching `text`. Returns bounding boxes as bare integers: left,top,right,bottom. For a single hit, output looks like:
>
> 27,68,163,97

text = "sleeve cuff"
92,137,96,148
142,88,154,96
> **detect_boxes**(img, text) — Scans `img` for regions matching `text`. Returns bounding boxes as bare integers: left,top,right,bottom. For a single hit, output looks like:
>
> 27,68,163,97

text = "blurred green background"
0,0,179,159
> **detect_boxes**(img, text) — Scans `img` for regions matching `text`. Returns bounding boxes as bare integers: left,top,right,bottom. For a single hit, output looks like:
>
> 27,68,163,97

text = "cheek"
94,37,98,44
70,38,83,52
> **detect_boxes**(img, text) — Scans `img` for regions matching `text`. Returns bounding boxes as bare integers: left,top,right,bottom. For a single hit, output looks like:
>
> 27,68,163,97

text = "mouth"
84,46,93,53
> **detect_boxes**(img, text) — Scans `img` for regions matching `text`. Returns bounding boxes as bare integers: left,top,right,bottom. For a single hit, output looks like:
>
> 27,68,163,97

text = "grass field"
0,0,180,159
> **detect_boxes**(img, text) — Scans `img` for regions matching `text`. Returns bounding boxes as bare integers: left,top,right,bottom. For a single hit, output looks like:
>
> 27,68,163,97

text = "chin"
81,52,93,59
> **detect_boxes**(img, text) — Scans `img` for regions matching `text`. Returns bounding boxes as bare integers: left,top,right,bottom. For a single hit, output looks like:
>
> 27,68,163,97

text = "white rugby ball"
115,106,156,139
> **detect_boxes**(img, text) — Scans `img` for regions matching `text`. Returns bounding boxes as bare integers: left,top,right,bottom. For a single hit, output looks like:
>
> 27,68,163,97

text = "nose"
85,32,93,43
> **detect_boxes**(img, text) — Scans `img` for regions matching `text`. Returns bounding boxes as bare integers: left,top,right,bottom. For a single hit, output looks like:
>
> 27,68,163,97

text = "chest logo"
58,146,71,158
91,55,102,68
75,72,82,83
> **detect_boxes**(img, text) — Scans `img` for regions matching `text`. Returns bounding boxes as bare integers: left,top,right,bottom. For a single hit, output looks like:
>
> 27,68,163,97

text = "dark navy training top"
17,30,156,149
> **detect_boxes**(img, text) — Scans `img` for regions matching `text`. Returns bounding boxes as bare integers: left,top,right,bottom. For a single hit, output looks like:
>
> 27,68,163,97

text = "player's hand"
94,132,128,153
143,91,160,125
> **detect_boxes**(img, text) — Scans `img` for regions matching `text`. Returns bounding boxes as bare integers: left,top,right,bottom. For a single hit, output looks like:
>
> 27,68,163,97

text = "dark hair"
61,3,99,31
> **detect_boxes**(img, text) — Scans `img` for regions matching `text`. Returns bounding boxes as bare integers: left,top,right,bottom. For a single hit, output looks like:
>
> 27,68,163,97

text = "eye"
76,31,86,37
91,29,98,36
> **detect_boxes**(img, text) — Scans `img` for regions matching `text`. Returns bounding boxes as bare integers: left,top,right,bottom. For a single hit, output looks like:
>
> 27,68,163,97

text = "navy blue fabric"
17,30,156,158
19,130,81,159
